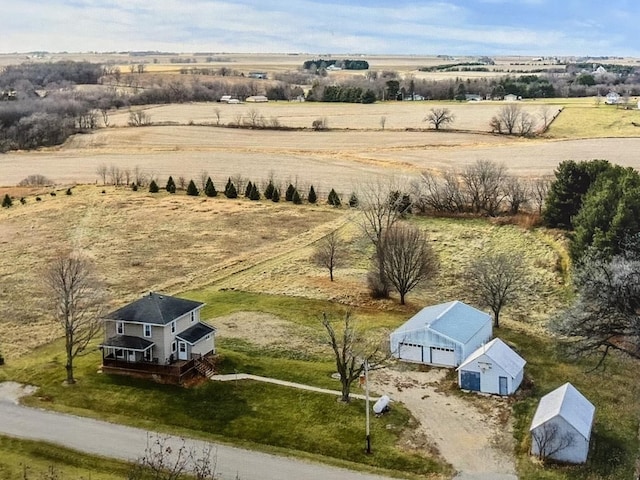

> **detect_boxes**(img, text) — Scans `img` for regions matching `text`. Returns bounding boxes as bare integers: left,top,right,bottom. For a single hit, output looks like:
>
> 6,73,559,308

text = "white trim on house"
116,321,124,335
143,323,152,338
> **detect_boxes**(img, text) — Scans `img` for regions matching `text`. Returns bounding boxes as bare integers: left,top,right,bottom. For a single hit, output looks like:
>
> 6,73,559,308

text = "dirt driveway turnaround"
370,369,518,480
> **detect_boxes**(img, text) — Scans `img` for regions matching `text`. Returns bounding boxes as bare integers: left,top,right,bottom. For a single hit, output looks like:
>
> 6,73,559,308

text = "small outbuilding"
457,338,525,395
245,95,269,103
530,383,595,464
389,301,492,367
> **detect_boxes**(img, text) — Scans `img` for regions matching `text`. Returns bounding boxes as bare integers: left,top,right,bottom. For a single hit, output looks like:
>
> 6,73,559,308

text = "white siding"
531,418,589,464
459,320,493,362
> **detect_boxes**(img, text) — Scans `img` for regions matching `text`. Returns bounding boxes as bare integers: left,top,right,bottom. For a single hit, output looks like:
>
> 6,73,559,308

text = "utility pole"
365,359,371,454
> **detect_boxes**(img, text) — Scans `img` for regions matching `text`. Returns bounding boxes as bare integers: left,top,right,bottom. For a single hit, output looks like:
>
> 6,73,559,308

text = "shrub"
36,196,41,202
348,192,359,208
132,183,138,191
308,185,317,204
327,189,341,207
205,177,217,197
272,188,280,202
264,181,275,199
20,197,26,205
285,183,296,202
50,192,56,196
166,176,176,194
18,174,52,186
293,190,302,204
66,188,72,195
186,180,199,196
312,117,328,131
149,180,159,193
2,194,12,208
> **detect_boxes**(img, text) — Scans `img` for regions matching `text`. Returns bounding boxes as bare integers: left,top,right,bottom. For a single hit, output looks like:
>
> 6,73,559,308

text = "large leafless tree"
312,231,347,281
381,224,438,305
461,159,508,216
321,312,384,402
357,178,410,298
466,252,527,328
44,253,105,384
424,107,455,130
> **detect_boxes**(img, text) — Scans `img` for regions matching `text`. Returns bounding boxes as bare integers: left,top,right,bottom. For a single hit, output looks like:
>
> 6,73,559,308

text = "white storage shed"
457,338,526,395
389,301,492,367
530,383,595,463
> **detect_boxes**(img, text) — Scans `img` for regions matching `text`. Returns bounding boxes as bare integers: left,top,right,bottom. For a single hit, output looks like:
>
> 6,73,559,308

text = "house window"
143,324,152,338
205,334,211,340
115,349,124,359
171,341,177,353
170,321,176,334
116,322,124,335
190,311,195,323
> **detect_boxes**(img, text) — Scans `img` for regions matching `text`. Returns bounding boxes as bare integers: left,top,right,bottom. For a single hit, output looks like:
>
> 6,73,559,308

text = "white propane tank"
373,395,391,414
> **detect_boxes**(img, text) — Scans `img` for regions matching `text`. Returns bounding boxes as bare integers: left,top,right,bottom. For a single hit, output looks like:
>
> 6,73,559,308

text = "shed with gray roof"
457,337,526,395
530,383,595,463
389,301,492,367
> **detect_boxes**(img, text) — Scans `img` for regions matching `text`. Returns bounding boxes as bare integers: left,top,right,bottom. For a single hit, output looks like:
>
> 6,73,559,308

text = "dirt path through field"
370,369,517,480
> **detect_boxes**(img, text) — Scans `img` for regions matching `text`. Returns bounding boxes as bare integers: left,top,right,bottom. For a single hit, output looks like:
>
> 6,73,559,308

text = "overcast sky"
3,0,639,56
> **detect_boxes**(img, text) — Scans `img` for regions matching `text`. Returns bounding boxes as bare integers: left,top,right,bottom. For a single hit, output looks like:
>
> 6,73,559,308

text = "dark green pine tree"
348,192,359,208
186,179,199,196
328,189,341,207
264,180,275,199
225,181,238,199
272,188,280,202
149,180,159,193
205,177,217,197
285,183,296,202
292,190,302,204
2,194,12,208
308,185,317,204
166,176,176,193
245,181,253,198
249,184,261,200
224,177,233,196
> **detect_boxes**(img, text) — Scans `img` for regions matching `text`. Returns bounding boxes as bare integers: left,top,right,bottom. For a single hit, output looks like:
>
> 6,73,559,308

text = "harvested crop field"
3,123,640,192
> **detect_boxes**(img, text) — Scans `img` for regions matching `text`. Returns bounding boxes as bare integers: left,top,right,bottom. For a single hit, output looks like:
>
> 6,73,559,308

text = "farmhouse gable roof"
105,292,203,326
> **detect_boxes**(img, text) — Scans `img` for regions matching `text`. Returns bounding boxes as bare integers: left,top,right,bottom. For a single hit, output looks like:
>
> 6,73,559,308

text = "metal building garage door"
460,370,481,391
399,343,423,362
430,347,455,366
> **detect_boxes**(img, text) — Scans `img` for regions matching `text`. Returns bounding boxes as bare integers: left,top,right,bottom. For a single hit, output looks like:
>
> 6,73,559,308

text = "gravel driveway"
370,369,518,480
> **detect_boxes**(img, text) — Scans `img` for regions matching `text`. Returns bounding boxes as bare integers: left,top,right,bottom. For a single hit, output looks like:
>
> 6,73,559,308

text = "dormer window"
143,324,152,338
116,322,124,335
170,321,176,334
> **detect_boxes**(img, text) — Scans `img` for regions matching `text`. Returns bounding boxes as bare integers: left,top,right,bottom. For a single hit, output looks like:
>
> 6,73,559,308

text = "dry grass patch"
0,185,343,358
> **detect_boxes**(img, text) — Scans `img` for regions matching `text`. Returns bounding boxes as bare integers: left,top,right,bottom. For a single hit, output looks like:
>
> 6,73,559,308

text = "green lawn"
0,435,132,480
546,102,640,138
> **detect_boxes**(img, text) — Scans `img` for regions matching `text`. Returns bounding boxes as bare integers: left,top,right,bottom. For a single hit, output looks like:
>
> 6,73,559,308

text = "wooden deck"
101,357,197,384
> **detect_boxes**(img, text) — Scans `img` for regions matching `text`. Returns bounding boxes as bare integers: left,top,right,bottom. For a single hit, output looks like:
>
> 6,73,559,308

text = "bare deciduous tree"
128,109,151,127
466,251,527,328
108,164,123,186
133,165,148,187
461,160,508,216
424,107,455,130
379,116,386,130
531,422,576,460
531,175,552,215
44,253,105,384
199,170,209,192
358,178,409,298
504,176,530,215
96,163,108,185
321,311,384,402
213,107,221,125
381,224,438,305
312,231,347,281
128,434,219,480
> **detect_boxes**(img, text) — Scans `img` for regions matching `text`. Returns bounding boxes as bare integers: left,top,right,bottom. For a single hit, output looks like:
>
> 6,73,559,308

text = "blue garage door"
460,370,481,391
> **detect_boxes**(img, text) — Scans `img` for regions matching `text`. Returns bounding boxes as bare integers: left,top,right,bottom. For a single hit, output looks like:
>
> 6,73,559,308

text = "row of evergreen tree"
145,175,351,207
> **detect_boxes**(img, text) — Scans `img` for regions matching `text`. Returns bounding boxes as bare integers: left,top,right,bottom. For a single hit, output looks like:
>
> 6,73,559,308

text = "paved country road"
0,383,393,480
